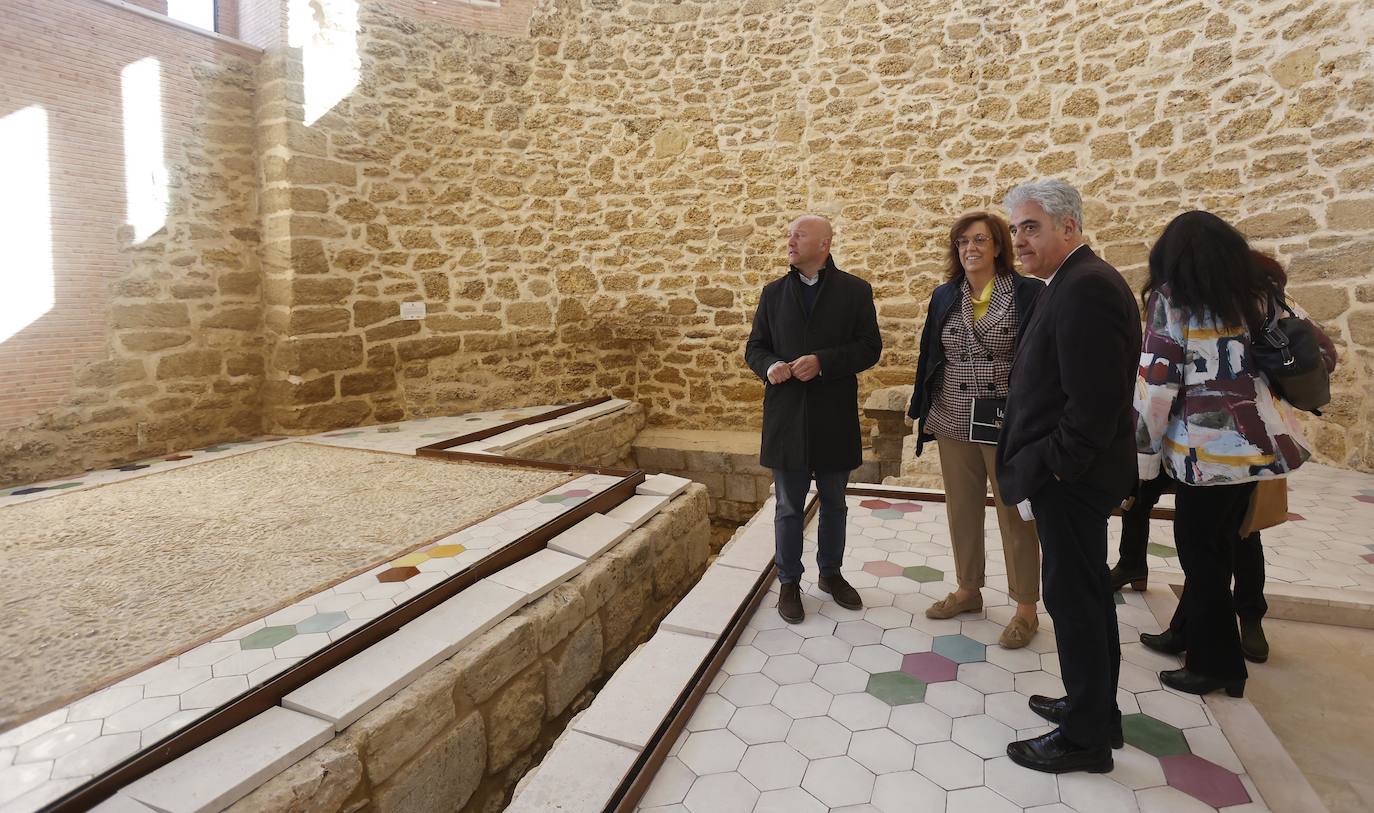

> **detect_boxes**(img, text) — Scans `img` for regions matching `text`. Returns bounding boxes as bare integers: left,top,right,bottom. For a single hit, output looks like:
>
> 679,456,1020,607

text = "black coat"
908,273,1044,456
745,257,882,472
995,247,1142,506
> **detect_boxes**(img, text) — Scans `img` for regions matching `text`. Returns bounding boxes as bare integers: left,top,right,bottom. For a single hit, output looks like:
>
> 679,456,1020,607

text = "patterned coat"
925,273,1019,441
1133,285,1311,485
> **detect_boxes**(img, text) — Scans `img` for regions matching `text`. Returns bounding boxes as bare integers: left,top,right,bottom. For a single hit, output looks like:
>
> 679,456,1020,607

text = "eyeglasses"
954,235,992,249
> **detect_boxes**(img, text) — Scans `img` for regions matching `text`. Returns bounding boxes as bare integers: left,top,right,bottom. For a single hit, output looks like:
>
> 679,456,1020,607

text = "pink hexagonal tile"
860,499,891,510
901,652,959,683
863,560,904,577
1160,753,1250,808
892,502,923,513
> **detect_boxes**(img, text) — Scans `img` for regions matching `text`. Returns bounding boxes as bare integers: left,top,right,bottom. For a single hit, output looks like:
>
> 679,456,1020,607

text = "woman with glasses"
907,212,1045,648
1133,212,1312,697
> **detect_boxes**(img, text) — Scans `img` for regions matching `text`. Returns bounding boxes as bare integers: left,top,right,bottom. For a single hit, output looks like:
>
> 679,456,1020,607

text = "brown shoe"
925,591,983,619
817,574,864,611
778,581,804,624
999,614,1039,649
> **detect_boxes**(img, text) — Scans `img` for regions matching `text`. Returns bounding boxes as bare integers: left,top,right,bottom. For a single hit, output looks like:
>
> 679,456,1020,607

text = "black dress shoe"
778,581,804,624
1240,618,1269,663
1160,668,1245,698
1109,563,1149,592
1027,695,1124,749
1140,629,1186,655
817,574,863,611
1006,728,1113,774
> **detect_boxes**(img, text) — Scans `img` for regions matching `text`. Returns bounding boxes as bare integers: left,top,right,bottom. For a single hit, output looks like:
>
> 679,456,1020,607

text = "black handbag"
1252,296,1331,413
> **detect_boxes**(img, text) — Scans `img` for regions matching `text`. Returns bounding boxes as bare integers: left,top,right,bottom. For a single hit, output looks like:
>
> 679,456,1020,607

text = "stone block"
120,332,191,353
1289,285,1350,321
396,337,463,362
157,350,221,380
449,615,537,705
482,667,545,773
73,360,147,389
518,583,587,654
697,471,725,497
545,616,603,718
223,735,363,813
340,369,395,397
372,711,484,813
287,156,358,187
111,303,190,329
275,336,364,374
263,376,336,407
1289,241,1374,282
288,307,350,335
725,473,757,503
633,445,686,471
1237,209,1319,239
352,660,458,785
354,300,400,327
1326,198,1374,231
289,278,354,306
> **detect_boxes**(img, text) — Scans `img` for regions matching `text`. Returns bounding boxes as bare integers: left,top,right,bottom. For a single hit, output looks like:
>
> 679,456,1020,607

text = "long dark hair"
945,212,1017,281
1141,211,1283,332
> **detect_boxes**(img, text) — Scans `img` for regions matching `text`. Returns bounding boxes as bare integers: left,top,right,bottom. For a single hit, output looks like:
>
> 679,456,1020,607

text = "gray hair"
1004,180,1084,233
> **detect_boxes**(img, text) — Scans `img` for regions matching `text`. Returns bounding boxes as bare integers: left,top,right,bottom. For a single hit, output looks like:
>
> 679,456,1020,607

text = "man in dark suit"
995,181,1142,774
745,215,883,624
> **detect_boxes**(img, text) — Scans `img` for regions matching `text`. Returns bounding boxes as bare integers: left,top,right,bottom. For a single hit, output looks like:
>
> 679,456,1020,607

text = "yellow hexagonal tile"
425,544,465,558
391,551,431,567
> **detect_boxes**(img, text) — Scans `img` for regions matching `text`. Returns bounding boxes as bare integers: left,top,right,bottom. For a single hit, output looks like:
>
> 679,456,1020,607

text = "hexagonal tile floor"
636,494,1298,812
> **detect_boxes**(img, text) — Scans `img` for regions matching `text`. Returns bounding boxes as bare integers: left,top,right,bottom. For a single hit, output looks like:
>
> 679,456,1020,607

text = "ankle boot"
1240,618,1269,663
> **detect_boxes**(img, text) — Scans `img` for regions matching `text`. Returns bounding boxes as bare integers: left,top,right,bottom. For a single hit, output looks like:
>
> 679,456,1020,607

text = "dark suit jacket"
745,256,882,472
995,246,1142,506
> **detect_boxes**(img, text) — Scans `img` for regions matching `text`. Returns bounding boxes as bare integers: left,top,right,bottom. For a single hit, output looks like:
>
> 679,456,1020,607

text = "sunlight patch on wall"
0,106,55,344
121,57,170,244
290,0,361,125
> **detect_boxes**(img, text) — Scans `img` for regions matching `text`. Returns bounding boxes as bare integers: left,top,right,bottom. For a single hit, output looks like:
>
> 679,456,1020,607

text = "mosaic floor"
635,496,1283,813
1136,463,1374,598
0,401,634,812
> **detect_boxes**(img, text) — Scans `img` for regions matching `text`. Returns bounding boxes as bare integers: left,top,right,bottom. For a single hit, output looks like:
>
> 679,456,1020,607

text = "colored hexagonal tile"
889,502,922,513
425,544,465,558
863,560,904,577
1160,753,1251,807
390,551,430,567
903,565,944,583
1122,713,1190,757
377,566,420,583
865,671,927,706
563,489,592,497
537,494,567,504
1113,591,1126,605
239,625,296,650
873,509,905,520
860,499,892,510
295,611,349,634
1146,543,1177,557
1357,495,1374,504
931,635,986,664
1363,553,1374,564
901,652,959,683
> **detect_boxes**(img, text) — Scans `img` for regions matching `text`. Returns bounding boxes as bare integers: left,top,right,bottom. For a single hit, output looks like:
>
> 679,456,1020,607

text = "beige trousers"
936,437,1041,604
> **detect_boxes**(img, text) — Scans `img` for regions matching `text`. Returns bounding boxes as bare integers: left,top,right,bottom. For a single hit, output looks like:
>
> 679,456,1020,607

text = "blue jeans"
772,468,850,584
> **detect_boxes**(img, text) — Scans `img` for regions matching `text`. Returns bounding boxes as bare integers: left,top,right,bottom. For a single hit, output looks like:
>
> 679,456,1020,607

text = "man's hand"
767,361,793,385
789,354,821,382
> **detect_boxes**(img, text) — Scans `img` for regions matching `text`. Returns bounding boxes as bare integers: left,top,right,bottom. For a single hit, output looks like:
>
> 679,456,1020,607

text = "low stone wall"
226,483,712,813
507,402,646,469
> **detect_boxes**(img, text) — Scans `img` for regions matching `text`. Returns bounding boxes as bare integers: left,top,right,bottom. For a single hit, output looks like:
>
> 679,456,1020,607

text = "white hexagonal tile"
984,755,1061,807
914,741,983,790
210,648,279,679
814,662,871,694
791,614,839,639
738,741,808,791
67,686,144,723
835,621,884,646
1057,771,1139,813
848,644,903,674
986,643,1043,673
923,680,985,718
721,645,767,675
871,769,947,812
50,732,141,779
772,683,833,719
272,632,331,659
786,716,851,759
880,627,933,654
678,729,747,775
951,714,1015,759
138,709,206,748
1135,785,1216,813
727,704,791,745
888,702,953,745
1109,744,1167,790
178,675,248,710
763,654,819,686
864,606,913,630
801,755,876,808
753,786,826,813
718,673,778,707
682,771,757,813
946,785,1022,813
16,721,101,762
985,691,1048,729
828,692,892,731
799,635,853,665
848,728,916,774
957,661,1014,694
754,628,805,656
639,756,695,807
1137,690,1208,729
102,696,180,734
685,694,736,732
1182,725,1244,774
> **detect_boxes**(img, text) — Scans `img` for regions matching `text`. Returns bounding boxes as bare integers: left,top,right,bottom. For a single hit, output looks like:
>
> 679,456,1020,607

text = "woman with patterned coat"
907,212,1045,649
1133,211,1312,697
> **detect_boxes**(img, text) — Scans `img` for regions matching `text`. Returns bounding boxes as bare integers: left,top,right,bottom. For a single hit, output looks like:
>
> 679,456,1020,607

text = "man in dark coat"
745,215,882,624
995,181,1141,774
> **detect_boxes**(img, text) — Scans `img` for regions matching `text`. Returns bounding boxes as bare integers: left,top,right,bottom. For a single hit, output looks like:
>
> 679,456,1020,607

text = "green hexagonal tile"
872,509,905,520
240,625,297,650
537,494,567,504
1114,591,1126,605
931,634,986,664
865,671,927,706
296,612,349,634
1147,543,1177,557
903,565,944,583
1123,713,1190,757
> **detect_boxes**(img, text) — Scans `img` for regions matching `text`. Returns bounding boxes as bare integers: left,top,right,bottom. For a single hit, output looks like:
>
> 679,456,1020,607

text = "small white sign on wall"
400,301,426,320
